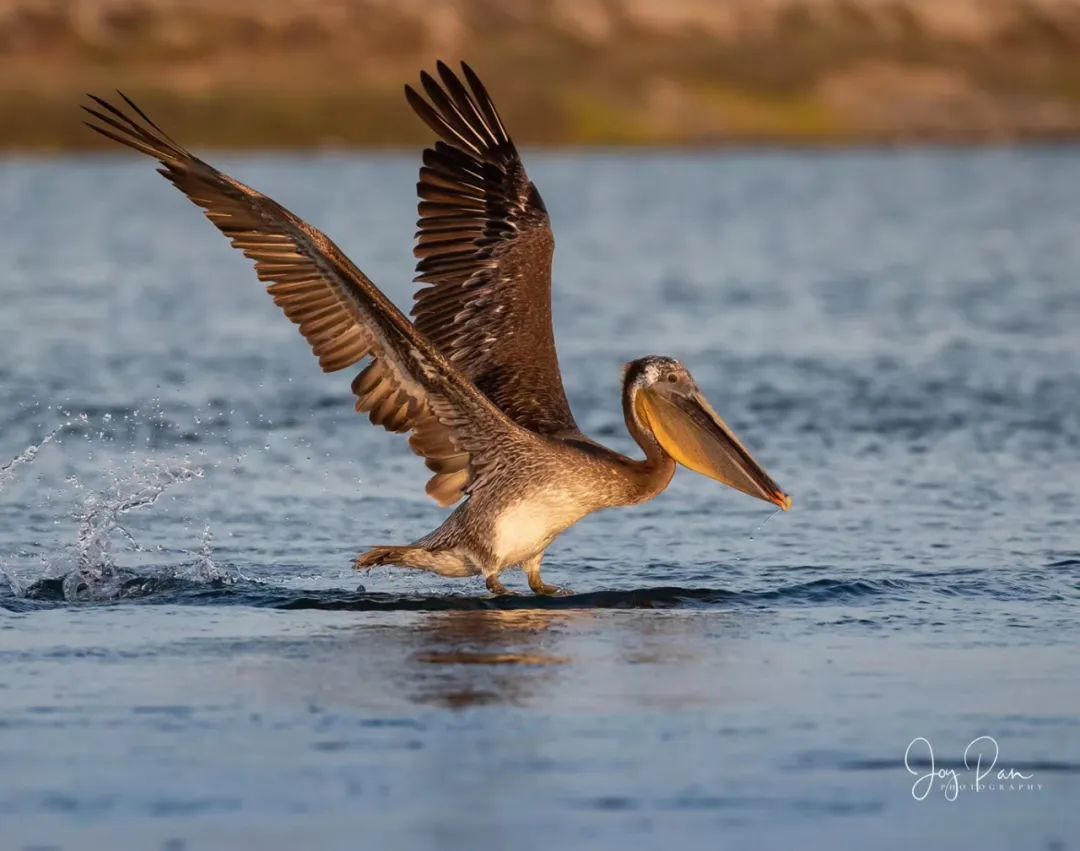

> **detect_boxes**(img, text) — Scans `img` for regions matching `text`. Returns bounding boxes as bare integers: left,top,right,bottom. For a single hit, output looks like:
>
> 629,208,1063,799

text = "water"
1,149,1078,849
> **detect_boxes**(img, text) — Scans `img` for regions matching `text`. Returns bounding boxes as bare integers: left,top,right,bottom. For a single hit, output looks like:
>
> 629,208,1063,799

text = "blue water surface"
0,149,1078,850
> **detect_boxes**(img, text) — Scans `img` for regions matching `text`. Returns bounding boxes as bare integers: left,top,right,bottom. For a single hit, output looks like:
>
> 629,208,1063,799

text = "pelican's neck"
622,380,676,502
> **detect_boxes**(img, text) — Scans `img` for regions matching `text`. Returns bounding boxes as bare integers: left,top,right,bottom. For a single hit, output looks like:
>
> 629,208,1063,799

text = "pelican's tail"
354,546,474,577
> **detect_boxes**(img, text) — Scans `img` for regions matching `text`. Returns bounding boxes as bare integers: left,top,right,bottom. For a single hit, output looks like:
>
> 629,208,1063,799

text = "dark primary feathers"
406,61,578,436
83,92,539,507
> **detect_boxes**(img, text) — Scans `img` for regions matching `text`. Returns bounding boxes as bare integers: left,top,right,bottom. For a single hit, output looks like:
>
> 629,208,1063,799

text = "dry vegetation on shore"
4,0,1080,149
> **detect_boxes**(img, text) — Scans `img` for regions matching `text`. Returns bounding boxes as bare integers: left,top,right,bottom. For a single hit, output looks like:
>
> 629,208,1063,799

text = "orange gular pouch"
636,388,791,511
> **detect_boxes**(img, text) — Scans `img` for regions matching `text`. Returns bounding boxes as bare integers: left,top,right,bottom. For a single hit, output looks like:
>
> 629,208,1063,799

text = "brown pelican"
83,62,791,595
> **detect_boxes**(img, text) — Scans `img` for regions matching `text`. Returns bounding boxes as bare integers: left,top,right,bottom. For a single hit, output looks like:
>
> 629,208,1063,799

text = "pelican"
84,62,791,595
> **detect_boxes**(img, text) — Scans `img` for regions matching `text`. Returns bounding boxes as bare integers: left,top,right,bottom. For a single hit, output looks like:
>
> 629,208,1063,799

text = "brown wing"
407,62,578,436
83,93,540,507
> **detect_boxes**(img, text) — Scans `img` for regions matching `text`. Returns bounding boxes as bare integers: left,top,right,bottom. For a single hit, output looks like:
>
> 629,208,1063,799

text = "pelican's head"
624,356,792,511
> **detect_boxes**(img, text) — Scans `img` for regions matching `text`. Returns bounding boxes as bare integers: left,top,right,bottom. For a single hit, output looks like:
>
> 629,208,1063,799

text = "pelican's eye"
667,373,679,383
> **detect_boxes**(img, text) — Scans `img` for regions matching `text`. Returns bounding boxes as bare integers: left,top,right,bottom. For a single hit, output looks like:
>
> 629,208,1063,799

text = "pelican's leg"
485,573,516,596
523,552,566,596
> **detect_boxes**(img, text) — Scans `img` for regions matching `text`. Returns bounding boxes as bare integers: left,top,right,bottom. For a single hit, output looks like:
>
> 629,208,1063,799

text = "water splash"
0,422,66,493
50,521,240,603
0,417,245,602
194,525,217,579
74,462,204,571
176,524,245,586
59,461,214,601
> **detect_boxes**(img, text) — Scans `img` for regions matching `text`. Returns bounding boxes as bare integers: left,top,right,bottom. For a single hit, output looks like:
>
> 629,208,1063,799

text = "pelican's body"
383,389,677,592
85,63,790,595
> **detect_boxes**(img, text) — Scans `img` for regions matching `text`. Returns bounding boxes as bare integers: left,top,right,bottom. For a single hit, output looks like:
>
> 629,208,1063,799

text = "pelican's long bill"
637,387,792,511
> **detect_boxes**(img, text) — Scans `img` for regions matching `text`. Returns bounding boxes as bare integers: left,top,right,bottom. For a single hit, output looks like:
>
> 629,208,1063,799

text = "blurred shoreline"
4,0,1080,151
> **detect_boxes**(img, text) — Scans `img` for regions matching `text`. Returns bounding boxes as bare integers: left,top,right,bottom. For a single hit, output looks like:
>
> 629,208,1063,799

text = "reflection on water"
307,608,745,713
180,608,747,714
408,610,574,708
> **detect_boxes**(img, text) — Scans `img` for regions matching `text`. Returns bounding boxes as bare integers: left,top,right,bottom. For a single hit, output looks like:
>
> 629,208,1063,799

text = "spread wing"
407,62,578,436
83,93,541,507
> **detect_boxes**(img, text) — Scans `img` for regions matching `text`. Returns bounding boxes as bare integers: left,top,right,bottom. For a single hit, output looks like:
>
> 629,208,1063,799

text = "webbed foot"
522,552,568,596
485,575,518,596
529,580,571,597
